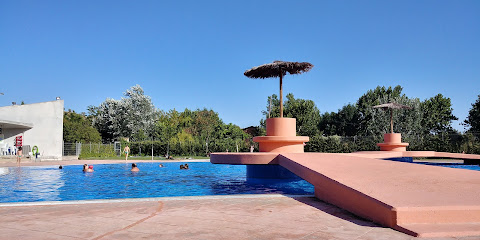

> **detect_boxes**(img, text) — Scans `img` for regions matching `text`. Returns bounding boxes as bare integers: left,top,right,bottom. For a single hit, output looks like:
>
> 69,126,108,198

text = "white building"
0,100,64,160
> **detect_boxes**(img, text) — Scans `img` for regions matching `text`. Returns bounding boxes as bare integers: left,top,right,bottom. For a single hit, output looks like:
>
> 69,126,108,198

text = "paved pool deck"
1,159,479,239
1,194,470,240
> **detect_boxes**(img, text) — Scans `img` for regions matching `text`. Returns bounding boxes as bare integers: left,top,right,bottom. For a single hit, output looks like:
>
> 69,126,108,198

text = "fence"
64,132,480,158
63,142,82,156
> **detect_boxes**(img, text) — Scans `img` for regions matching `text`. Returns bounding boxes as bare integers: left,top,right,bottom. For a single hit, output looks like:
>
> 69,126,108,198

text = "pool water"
0,162,314,203
416,162,480,171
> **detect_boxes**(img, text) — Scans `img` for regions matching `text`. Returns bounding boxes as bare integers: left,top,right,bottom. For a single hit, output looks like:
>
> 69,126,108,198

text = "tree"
155,109,180,156
421,94,458,134
89,85,158,142
261,93,321,137
465,95,480,133
63,111,101,143
194,109,222,155
356,85,404,135
319,104,361,137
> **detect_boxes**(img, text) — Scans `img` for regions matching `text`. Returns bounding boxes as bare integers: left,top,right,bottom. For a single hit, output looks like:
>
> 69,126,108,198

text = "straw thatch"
244,61,313,79
373,102,412,110
244,60,313,118
373,102,413,133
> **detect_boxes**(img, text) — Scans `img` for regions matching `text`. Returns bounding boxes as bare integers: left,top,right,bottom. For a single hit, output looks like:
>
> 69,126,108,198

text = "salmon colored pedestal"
253,118,309,153
377,133,409,151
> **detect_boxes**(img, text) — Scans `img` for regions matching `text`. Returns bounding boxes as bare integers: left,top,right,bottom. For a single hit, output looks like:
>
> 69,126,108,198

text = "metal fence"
63,142,82,156
63,142,121,157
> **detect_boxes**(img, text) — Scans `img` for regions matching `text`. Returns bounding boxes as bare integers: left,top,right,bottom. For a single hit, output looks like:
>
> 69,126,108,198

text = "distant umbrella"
373,102,412,133
244,61,313,118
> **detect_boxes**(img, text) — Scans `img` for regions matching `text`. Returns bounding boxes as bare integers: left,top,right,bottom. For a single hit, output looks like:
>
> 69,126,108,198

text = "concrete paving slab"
0,195,461,240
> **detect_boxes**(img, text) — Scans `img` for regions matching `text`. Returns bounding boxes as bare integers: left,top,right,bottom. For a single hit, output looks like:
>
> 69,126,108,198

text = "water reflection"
0,162,314,203
3,167,64,202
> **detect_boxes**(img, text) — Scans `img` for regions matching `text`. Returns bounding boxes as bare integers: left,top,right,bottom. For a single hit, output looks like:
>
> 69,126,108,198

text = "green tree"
63,111,101,143
319,104,361,137
356,85,404,135
194,109,222,155
465,95,480,133
318,111,338,136
421,94,458,134
261,93,321,137
155,109,180,157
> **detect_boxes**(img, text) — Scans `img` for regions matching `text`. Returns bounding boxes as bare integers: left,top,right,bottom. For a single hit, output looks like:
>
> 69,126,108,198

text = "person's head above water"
89,165,93,169
131,163,139,172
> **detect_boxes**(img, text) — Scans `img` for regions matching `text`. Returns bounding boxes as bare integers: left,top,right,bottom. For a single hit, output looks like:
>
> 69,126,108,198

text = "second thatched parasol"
373,102,413,133
244,61,313,118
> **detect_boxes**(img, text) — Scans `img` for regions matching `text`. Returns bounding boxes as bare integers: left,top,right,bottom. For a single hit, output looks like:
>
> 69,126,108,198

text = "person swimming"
180,164,189,170
83,164,88,172
86,165,94,172
59,165,63,169
131,163,140,172
159,164,164,168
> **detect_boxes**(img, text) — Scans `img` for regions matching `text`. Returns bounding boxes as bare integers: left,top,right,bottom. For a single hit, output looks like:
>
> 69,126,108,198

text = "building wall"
0,100,64,159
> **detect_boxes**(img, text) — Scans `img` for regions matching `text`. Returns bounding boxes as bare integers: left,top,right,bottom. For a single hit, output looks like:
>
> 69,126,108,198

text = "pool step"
396,223,480,238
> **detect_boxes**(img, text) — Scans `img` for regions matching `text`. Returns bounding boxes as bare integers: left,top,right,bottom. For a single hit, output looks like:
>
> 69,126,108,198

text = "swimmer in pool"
86,165,94,172
131,163,139,172
83,164,88,172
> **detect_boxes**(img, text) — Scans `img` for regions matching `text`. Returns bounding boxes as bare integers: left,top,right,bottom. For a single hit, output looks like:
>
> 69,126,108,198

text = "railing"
63,142,82,156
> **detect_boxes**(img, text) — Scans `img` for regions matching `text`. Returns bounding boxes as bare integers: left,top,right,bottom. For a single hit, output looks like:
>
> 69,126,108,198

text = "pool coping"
0,194,315,207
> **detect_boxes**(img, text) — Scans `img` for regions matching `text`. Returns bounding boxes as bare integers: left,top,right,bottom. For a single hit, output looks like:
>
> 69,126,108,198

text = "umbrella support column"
377,133,409,151
253,118,309,153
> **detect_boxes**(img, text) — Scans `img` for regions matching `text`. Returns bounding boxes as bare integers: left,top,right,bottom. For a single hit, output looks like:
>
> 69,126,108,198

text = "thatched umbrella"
373,102,412,133
244,61,313,118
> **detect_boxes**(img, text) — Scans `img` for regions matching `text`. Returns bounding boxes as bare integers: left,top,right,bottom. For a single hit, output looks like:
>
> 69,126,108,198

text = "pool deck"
211,151,480,238
0,194,467,240
1,158,480,239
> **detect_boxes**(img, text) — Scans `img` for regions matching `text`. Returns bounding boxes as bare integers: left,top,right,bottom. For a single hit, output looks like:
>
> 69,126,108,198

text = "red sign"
15,136,22,147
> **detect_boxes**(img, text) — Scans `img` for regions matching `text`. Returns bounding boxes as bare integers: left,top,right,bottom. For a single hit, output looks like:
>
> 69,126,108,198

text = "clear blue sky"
1,0,479,131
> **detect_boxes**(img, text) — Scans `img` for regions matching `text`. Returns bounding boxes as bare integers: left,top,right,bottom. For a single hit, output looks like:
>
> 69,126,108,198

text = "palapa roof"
244,61,313,79
372,102,412,110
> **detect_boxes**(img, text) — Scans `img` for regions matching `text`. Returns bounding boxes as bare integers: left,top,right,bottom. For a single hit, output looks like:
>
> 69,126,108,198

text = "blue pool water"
416,162,480,171
0,162,314,203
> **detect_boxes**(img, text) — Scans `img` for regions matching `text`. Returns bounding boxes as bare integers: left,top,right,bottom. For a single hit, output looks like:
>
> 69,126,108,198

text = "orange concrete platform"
211,151,480,238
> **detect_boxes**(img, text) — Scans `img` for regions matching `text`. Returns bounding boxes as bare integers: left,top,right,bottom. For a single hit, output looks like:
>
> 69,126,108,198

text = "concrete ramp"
278,153,480,238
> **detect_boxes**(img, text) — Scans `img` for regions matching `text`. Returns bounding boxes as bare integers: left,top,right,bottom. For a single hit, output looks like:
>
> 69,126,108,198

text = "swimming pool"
415,162,480,171
0,162,314,203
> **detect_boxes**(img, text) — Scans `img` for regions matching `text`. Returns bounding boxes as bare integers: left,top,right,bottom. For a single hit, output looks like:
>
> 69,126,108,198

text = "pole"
279,74,283,118
268,97,272,118
390,109,394,133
